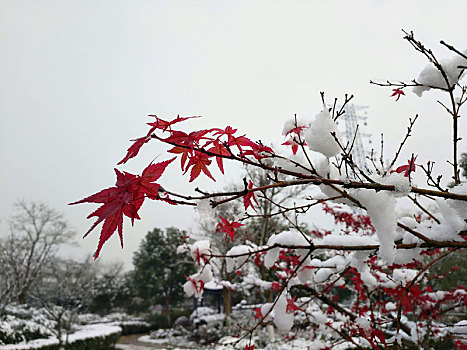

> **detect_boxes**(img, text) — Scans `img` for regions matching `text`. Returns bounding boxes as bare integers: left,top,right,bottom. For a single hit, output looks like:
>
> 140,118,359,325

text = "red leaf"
70,158,175,259
212,125,238,138
390,88,405,101
147,114,200,132
282,139,303,155
227,135,257,152
217,215,244,242
142,157,176,182
185,151,216,182
118,135,152,165
286,296,302,313
168,146,192,171
93,209,123,259
286,125,305,136
212,126,255,153
243,180,258,211
253,307,263,321
164,129,211,148
69,187,120,205
207,140,230,174
390,155,418,177
271,281,282,293
122,203,141,225
372,329,387,346
240,143,274,160
186,275,205,294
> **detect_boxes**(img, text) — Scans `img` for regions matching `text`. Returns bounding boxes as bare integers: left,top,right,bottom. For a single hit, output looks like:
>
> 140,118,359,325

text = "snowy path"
116,334,200,350
116,334,165,350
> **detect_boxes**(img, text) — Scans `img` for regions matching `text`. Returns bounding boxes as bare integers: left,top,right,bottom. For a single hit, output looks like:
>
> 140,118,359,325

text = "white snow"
413,49,467,97
355,317,371,333
385,302,397,311
273,295,294,333
282,117,308,136
264,230,311,269
0,324,121,350
384,172,412,197
354,189,398,264
304,109,342,158
314,268,334,283
225,245,253,272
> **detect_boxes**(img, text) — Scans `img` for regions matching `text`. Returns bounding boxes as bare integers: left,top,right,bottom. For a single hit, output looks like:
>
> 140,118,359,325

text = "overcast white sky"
1,0,466,269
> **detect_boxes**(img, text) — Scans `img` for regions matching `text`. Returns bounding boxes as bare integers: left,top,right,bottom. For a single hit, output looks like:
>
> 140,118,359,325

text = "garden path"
116,334,200,350
116,334,164,350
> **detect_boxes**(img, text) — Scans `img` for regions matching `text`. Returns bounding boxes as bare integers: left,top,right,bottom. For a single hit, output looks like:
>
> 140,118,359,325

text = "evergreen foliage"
132,227,195,325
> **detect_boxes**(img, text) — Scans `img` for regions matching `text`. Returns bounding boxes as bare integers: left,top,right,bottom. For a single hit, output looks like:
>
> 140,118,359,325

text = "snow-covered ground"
0,324,121,350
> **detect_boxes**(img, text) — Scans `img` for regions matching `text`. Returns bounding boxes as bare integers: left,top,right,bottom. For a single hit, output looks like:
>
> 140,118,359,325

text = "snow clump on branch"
413,49,467,96
304,109,342,158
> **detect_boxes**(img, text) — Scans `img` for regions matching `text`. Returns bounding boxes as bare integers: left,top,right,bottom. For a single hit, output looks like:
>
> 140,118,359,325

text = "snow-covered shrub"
0,304,55,345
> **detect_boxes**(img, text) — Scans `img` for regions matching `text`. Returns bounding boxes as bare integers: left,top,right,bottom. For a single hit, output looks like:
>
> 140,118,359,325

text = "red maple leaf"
217,215,244,242
372,329,387,346
240,143,274,160
194,247,209,266
390,88,405,101
271,281,282,293
243,180,258,211
253,307,263,321
118,135,151,165
207,139,231,174
289,254,301,267
226,134,257,152
184,151,216,182
147,114,200,132
164,129,211,149
186,275,205,294
282,139,303,155
390,156,418,177
212,126,256,152
168,146,192,171
117,124,158,165
70,158,175,259
285,125,305,136
212,125,238,138
245,345,255,350
286,296,302,313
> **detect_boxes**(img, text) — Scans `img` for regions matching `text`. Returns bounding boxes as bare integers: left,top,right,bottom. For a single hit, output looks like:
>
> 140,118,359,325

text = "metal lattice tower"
335,104,371,169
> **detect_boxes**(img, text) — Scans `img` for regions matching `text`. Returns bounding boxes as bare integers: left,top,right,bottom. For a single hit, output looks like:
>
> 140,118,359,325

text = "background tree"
88,263,137,315
2,201,75,304
460,152,467,179
196,165,294,332
31,257,96,348
0,239,16,315
197,196,244,328
132,227,195,325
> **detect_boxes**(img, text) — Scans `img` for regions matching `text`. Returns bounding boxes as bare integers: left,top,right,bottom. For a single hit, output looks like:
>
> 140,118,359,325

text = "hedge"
0,324,121,350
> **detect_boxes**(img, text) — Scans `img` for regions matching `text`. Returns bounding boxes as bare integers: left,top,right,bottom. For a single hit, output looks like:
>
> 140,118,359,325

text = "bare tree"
31,257,96,349
3,201,75,304
0,239,16,315
196,165,298,336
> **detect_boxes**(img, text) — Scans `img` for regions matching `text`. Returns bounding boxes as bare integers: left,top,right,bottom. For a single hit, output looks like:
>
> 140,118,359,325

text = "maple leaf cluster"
70,158,175,258
72,115,265,258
